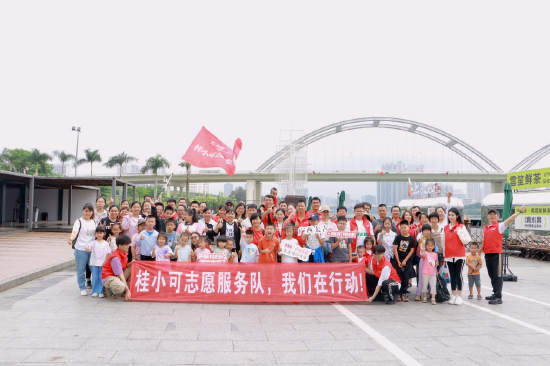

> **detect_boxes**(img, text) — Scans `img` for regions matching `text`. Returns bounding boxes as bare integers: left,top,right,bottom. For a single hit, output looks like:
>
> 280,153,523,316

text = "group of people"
68,187,525,305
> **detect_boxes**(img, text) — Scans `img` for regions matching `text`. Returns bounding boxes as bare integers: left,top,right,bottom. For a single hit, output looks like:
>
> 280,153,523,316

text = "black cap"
225,200,234,205
421,224,432,232
487,209,498,215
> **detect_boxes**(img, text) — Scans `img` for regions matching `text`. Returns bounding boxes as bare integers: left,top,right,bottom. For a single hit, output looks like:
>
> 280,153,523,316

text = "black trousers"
447,259,465,291
485,253,503,299
366,274,399,303
85,263,91,280
391,258,412,295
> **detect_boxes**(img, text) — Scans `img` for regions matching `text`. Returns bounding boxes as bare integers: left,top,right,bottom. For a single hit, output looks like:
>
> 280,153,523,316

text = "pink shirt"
176,222,203,235
122,215,140,238
422,252,438,276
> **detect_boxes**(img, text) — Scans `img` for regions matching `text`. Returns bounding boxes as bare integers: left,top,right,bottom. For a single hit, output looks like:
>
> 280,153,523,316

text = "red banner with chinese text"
130,262,367,303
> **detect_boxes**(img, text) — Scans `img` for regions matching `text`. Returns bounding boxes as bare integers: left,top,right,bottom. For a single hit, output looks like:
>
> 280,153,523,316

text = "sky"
1,1,549,198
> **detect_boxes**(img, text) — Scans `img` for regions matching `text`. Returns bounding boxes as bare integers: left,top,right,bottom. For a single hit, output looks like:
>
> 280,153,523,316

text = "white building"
190,183,210,194
224,183,234,196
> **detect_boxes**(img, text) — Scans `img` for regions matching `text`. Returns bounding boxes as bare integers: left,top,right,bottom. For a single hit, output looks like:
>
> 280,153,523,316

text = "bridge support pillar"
165,185,171,198
246,180,262,204
490,181,505,194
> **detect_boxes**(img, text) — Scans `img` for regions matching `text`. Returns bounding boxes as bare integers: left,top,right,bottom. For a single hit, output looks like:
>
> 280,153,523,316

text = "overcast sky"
1,1,549,197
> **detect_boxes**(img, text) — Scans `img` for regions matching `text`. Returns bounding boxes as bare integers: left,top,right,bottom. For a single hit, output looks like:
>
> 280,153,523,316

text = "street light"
72,126,81,177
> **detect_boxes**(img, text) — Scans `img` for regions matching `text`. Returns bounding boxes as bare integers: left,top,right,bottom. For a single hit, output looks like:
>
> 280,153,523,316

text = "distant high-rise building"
467,183,482,203
482,183,491,200
52,164,69,176
116,164,141,176
189,183,210,194
224,183,234,196
377,161,417,205
361,195,377,205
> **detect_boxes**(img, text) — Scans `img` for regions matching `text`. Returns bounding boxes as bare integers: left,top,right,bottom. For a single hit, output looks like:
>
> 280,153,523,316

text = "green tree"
231,186,246,202
141,154,171,198
52,150,75,176
104,152,137,178
77,149,102,176
178,160,191,201
28,149,52,176
0,148,31,173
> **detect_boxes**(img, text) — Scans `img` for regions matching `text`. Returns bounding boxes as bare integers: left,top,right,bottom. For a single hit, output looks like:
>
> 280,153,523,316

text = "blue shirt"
137,230,159,256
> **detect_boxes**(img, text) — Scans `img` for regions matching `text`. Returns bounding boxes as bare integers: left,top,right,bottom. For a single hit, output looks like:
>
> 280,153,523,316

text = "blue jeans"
75,249,91,290
91,265,104,294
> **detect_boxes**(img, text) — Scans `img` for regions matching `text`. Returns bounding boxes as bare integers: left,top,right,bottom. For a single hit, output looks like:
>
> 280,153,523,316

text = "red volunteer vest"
444,223,466,258
349,216,372,253
101,248,128,280
371,257,401,283
483,223,503,254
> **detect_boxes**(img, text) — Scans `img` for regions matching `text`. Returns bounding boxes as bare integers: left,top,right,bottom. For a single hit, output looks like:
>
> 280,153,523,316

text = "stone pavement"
1,256,550,365
0,232,74,291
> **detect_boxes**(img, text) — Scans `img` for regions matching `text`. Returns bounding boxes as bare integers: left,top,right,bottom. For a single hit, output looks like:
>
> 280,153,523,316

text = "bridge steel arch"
511,144,550,172
257,117,502,173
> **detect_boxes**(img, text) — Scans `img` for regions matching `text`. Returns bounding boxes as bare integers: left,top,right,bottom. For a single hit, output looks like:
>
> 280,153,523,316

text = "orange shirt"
258,236,279,263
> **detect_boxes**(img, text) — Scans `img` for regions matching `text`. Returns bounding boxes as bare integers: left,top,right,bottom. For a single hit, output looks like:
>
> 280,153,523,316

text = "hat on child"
137,218,146,225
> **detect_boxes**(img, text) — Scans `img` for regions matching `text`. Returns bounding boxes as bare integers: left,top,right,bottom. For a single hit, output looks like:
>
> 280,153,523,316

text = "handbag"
435,274,451,303
71,219,82,250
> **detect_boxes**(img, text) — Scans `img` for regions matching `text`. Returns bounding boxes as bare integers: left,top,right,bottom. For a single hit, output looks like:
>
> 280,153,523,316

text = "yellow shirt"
466,254,482,275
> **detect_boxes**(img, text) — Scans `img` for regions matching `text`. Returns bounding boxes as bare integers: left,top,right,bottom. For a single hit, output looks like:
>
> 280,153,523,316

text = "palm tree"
28,149,52,176
141,154,171,197
179,161,191,200
77,149,102,176
52,150,75,176
104,152,137,178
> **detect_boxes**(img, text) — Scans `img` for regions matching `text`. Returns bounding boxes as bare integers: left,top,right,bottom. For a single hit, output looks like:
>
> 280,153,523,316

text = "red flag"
182,127,242,176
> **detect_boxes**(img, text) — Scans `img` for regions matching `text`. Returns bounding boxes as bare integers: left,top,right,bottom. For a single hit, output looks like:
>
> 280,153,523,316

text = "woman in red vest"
442,208,468,305
483,205,525,304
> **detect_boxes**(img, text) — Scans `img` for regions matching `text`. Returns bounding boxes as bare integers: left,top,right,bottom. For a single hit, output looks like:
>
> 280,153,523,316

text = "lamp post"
72,127,81,177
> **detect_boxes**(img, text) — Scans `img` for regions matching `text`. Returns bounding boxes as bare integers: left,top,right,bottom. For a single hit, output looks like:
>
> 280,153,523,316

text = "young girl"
177,208,202,235
130,218,146,261
415,224,437,301
363,238,374,264
195,236,213,262
278,225,299,263
226,238,239,263
85,226,111,298
377,218,396,261
122,201,142,238
420,238,438,305
107,223,121,252
152,233,174,261
174,234,193,262
67,203,97,296
100,204,121,238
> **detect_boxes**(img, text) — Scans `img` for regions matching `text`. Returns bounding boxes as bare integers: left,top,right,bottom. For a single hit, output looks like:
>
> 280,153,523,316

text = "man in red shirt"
308,197,321,216
483,205,525,305
261,195,276,225
102,235,132,301
285,199,310,247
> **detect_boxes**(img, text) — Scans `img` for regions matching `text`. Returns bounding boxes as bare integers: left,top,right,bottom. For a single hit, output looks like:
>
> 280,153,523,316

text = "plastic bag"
439,263,450,284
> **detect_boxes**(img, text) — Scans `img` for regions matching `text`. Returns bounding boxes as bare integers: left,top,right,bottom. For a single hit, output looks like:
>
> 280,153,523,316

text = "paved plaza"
1,256,550,365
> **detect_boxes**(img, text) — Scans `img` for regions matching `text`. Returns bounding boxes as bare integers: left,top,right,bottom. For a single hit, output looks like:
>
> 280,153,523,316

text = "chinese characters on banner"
182,126,243,176
515,206,550,231
279,241,312,261
196,252,227,263
130,262,367,303
507,167,550,190
326,229,357,239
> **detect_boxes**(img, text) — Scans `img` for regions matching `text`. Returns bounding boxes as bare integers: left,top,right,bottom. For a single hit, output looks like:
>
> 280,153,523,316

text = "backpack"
435,274,451,303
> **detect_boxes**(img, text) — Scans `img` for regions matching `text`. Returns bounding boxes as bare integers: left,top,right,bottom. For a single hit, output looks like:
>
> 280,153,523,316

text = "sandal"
397,296,402,302
414,295,421,301
422,296,428,303
468,294,473,299
402,295,409,302
477,295,482,300
431,299,437,305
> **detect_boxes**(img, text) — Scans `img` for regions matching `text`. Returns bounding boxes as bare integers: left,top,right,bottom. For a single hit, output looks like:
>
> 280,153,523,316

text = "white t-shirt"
242,218,265,230
278,238,299,263
377,231,397,260
154,245,174,262
240,241,259,263
317,220,337,238
73,218,97,251
345,220,374,251
88,240,111,266
176,245,191,262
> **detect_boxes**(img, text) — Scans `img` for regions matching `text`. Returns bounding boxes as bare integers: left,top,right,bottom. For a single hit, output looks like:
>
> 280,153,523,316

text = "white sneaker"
91,293,98,298
448,295,455,305
455,296,463,305
98,294,105,298
80,290,88,296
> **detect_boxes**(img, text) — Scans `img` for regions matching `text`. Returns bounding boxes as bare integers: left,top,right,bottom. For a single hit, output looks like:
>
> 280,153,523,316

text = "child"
355,245,366,263
226,238,238,263
466,243,483,300
130,218,146,261
302,214,324,250
195,236,213,262
165,219,180,260
414,224,437,301
174,233,192,262
152,232,174,261
214,236,231,261
392,220,415,302
258,224,279,263
329,216,352,263
377,217,397,261
278,225,299,263
107,223,121,252
239,229,259,263
420,238,438,305
136,215,159,261
363,238,374,263
176,208,202,235
85,226,111,298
